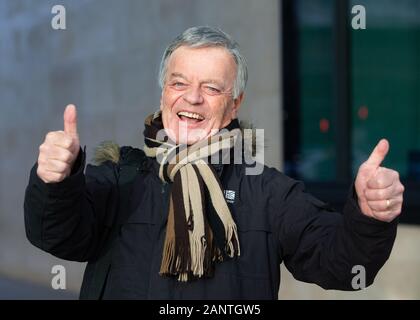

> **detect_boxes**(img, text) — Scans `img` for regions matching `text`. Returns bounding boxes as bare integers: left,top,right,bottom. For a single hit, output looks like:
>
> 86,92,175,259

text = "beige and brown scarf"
143,111,241,282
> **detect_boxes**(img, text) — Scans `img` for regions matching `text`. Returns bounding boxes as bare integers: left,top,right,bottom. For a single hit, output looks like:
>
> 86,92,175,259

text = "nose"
182,86,204,105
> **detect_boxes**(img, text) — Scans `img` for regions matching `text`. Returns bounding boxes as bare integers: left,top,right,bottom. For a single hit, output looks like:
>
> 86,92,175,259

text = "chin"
177,130,209,145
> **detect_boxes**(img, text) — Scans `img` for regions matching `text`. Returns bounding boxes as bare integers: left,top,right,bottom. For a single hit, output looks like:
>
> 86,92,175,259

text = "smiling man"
24,26,404,299
160,44,243,145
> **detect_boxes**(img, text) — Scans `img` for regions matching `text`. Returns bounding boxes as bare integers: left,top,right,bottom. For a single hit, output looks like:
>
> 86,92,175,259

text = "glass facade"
287,0,420,182
297,0,336,181
351,0,420,180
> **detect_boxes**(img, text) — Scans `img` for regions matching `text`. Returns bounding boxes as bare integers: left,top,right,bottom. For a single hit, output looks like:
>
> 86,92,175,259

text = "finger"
63,104,78,138
45,158,71,174
367,199,393,212
371,210,395,223
367,167,397,189
365,139,389,168
45,131,73,148
364,183,395,201
37,152,47,167
45,130,65,142
44,171,66,183
39,140,75,162
47,132,74,150
47,147,74,164
41,171,66,184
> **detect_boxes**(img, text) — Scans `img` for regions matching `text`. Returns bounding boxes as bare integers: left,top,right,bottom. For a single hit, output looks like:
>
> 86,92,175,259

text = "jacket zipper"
161,181,167,194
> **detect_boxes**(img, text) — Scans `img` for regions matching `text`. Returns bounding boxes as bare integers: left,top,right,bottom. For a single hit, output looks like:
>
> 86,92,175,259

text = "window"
351,0,420,181
282,0,420,223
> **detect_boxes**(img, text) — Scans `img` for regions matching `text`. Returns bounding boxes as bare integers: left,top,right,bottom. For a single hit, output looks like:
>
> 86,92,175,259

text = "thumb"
365,138,389,168
63,104,78,138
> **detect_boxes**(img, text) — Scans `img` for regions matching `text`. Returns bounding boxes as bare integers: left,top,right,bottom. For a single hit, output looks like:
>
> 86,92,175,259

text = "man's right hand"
37,104,81,183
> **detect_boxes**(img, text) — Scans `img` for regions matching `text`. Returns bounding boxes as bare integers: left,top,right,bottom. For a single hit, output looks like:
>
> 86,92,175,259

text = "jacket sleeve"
267,171,398,290
24,149,118,262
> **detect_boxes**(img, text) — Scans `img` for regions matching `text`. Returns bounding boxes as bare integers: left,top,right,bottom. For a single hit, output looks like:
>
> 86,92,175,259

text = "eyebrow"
201,79,224,87
169,72,188,80
169,72,225,88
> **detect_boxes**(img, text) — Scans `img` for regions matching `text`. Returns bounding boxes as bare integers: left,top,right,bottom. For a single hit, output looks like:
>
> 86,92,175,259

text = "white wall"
279,224,420,299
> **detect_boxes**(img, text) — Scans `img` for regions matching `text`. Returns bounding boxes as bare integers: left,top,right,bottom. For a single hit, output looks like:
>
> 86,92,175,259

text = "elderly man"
24,26,404,299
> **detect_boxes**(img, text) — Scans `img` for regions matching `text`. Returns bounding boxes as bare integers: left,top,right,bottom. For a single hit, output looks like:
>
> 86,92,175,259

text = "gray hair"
158,26,248,99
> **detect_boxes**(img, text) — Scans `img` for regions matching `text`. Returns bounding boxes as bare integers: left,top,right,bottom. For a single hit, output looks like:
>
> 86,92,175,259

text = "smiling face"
160,45,244,145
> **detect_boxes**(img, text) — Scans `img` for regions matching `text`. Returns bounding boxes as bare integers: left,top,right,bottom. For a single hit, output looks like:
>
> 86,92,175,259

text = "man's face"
160,45,243,145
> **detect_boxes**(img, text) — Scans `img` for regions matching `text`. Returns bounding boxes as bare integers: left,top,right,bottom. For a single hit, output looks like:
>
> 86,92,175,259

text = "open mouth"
177,111,205,123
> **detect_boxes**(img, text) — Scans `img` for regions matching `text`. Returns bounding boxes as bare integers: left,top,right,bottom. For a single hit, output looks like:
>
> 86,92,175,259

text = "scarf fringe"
160,237,193,278
159,237,175,276
226,224,240,257
190,234,206,277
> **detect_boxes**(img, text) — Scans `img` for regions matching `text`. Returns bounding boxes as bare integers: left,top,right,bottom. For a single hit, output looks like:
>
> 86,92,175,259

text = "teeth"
177,111,204,120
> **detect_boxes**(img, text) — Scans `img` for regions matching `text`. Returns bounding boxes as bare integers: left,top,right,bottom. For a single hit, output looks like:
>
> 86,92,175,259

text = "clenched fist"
37,104,80,183
355,139,404,223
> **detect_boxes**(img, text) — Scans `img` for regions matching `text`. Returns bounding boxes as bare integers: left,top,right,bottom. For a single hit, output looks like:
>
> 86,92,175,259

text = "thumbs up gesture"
37,104,80,183
355,139,404,222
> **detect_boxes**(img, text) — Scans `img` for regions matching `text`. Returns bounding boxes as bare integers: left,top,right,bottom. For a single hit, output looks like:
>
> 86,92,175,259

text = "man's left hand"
355,139,405,222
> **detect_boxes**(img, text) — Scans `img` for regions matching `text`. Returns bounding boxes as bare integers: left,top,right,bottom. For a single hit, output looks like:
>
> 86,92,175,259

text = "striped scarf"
143,111,241,281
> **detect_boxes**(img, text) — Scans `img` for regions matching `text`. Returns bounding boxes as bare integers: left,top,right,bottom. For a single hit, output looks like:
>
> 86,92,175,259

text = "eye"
171,82,187,89
204,86,221,95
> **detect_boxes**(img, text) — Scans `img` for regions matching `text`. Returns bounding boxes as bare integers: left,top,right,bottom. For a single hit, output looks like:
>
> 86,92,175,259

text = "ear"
231,92,244,119
159,93,164,111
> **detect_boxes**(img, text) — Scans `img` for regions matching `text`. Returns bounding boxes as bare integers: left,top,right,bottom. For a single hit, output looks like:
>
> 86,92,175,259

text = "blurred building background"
0,0,419,299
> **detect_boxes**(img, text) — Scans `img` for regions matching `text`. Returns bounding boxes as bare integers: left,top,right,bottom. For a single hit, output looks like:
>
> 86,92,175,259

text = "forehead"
167,46,236,82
